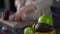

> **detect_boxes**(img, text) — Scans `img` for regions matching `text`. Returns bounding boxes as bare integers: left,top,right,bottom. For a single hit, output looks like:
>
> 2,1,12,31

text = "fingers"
17,15,21,22
13,14,21,22
9,13,22,22
9,15,15,21
14,13,19,22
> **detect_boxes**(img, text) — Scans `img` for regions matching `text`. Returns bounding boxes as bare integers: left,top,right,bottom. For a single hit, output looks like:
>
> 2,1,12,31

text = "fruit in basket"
35,29,56,34
24,27,35,34
35,23,53,32
3,10,10,20
38,15,53,26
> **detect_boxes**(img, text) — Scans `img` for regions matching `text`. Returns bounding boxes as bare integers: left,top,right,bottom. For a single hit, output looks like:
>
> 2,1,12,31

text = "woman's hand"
9,4,36,22
20,4,37,20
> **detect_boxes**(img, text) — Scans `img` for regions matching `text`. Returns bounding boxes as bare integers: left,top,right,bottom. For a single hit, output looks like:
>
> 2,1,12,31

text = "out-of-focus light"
57,0,59,2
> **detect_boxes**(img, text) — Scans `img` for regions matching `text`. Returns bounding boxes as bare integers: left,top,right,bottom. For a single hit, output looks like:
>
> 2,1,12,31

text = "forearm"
19,4,36,13
20,0,53,12
23,4,36,10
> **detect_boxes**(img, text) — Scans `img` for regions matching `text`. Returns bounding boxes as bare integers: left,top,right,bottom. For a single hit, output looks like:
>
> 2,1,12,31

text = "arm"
17,0,53,20
19,0,53,12
18,4,37,14
15,0,25,10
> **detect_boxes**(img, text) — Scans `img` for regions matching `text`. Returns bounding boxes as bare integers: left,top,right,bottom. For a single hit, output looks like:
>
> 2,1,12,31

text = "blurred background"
0,0,60,34
0,0,16,12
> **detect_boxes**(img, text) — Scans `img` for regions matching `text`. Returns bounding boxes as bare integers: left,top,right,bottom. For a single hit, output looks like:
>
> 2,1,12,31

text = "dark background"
0,0,16,12
0,0,4,9
9,0,16,12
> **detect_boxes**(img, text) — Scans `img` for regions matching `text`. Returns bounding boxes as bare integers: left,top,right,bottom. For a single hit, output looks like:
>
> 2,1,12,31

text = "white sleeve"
32,0,53,10
15,0,25,10
15,0,20,7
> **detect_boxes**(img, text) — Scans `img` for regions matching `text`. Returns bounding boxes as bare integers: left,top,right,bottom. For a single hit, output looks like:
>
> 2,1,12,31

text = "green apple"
38,15,53,26
24,27,35,34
